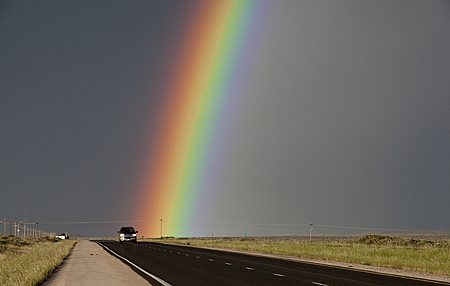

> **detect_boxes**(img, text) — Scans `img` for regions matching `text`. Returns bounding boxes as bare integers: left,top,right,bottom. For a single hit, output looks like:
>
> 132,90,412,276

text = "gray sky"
1,1,450,237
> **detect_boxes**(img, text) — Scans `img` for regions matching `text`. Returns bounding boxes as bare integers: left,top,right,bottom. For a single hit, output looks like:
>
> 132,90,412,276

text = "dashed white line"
185,254,189,256
225,263,232,266
245,267,254,271
209,259,215,262
312,282,328,286
196,256,200,259
273,273,285,277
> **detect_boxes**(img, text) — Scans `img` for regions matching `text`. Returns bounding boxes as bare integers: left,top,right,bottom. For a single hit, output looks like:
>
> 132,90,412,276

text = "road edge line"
96,242,172,286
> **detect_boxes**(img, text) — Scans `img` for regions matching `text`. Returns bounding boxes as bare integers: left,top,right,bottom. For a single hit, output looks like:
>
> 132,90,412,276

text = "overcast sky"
1,1,450,237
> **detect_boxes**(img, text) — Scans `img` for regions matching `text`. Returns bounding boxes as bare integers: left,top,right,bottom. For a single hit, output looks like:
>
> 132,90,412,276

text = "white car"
118,226,138,243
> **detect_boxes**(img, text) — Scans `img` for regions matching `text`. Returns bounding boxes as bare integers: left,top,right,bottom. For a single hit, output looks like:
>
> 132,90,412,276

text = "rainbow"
137,0,270,238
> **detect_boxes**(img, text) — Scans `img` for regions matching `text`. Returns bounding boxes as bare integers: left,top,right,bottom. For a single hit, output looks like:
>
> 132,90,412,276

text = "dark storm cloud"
1,1,449,236
0,1,189,236
212,1,450,235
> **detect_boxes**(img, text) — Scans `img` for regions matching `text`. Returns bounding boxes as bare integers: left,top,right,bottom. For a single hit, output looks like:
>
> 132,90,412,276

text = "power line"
34,219,160,225
30,219,442,233
313,224,423,232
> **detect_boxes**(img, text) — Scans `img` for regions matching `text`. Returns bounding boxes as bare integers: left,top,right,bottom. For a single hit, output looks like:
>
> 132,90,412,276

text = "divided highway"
97,241,448,286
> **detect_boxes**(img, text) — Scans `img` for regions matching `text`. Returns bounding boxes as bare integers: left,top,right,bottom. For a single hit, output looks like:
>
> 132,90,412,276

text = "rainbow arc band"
138,0,270,238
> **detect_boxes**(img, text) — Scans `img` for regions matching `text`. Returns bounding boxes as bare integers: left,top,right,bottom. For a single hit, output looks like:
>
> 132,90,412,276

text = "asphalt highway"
97,241,449,286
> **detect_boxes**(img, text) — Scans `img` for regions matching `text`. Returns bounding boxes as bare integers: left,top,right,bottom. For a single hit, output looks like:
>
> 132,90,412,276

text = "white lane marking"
170,251,173,252
196,256,200,259
273,273,285,277
245,267,254,271
97,242,172,286
209,259,214,262
163,249,166,251
177,252,180,254
186,254,189,256
312,282,328,286
225,263,232,266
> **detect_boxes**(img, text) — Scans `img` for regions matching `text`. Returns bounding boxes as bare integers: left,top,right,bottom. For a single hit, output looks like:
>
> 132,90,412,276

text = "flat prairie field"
0,236,77,286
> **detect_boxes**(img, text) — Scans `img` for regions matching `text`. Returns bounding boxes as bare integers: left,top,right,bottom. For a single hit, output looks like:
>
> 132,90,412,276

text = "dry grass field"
0,236,77,286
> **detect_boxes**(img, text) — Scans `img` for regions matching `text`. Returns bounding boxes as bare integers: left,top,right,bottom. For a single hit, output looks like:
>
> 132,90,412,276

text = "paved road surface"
98,241,450,286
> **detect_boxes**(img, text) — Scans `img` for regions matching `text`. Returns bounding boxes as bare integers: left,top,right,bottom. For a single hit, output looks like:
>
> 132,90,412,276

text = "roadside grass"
154,235,450,276
0,236,78,286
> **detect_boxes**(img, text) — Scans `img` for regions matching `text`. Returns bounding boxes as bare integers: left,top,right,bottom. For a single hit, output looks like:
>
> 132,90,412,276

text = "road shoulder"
43,240,151,286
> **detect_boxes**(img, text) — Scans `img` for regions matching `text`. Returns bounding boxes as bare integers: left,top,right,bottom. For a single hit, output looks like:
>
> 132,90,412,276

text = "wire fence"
1,219,55,238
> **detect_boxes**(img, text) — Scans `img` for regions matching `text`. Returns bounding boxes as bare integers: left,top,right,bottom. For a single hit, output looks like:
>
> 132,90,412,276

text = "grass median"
0,236,78,286
153,234,450,276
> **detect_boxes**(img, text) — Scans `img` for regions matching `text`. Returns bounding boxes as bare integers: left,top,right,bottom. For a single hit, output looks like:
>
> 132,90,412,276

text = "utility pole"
36,222,39,238
3,218,5,236
309,223,313,242
160,219,163,238
16,222,20,237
